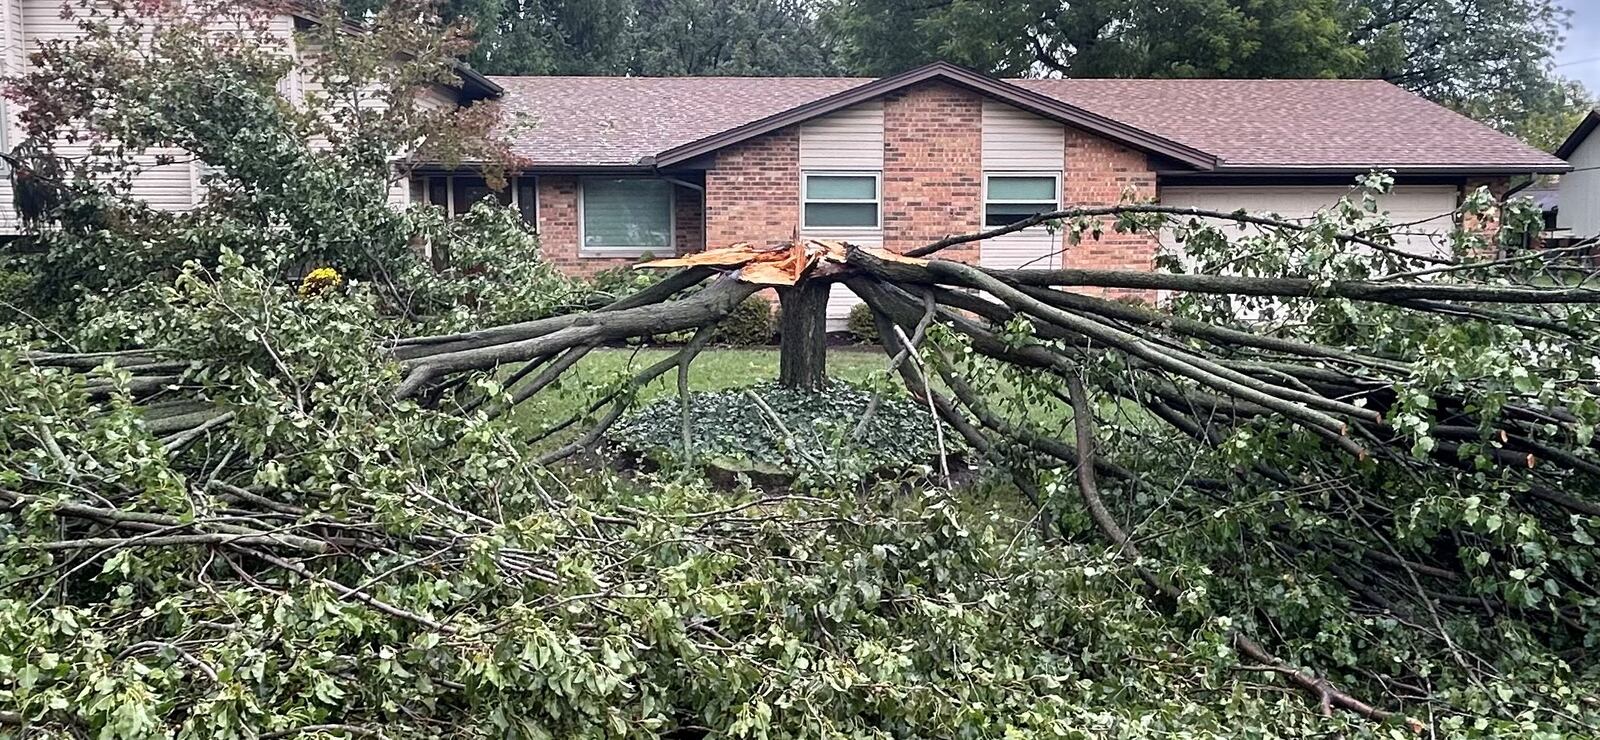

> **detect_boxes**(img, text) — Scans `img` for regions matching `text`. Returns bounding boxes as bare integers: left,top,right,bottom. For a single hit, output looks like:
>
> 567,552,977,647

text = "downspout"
639,155,708,253
658,172,706,254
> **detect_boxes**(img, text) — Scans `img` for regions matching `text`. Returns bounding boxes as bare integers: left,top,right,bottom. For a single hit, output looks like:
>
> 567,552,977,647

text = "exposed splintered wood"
777,280,830,391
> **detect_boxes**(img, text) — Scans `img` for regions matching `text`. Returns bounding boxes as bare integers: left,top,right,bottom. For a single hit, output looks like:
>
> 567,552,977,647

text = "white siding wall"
799,101,882,171
799,102,885,328
1158,185,1461,258
1558,135,1600,238
979,101,1065,270
0,0,25,231
981,101,1064,170
0,5,405,231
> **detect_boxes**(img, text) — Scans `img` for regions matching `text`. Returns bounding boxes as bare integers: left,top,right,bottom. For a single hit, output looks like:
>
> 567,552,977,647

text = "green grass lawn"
506,346,888,443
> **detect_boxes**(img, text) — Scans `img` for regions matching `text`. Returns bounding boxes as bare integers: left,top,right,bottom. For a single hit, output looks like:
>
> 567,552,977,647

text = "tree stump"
777,280,830,391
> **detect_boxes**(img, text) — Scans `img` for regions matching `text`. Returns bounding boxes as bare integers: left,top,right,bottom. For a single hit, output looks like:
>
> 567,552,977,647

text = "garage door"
1157,185,1460,259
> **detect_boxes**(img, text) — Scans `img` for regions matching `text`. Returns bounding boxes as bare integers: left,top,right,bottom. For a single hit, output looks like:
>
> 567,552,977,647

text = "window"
425,177,448,211
580,178,674,256
803,173,880,229
452,176,511,215
515,178,538,225
984,174,1059,227
407,174,537,228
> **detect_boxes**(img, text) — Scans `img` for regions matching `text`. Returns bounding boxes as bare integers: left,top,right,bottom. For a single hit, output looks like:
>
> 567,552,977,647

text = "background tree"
400,0,840,76
822,0,1594,146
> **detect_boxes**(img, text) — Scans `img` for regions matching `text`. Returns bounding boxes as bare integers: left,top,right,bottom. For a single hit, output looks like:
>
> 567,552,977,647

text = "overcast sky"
1557,0,1600,93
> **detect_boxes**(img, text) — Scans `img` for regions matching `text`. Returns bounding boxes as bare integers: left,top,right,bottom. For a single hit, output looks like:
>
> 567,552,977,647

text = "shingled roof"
488,63,1568,175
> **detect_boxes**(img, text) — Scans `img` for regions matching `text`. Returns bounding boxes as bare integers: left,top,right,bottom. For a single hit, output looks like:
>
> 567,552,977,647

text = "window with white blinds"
802,172,880,229
580,178,674,256
984,174,1060,227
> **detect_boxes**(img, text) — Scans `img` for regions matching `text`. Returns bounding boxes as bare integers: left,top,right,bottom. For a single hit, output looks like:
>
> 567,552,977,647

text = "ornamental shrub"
846,301,879,344
710,295,774,346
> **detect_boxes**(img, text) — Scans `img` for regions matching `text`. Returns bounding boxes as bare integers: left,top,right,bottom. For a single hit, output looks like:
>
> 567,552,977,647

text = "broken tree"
18,200,1600,729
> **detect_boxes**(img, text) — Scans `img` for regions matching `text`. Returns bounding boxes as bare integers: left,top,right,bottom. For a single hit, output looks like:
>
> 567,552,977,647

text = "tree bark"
778,279,830,390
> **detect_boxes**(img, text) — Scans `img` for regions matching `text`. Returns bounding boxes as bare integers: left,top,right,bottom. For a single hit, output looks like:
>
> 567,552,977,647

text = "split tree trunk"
777,280,830,391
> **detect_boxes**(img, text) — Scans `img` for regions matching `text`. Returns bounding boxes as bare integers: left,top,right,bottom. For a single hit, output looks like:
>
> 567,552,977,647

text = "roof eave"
452,61,504,101
1555,110,1600,161
651,61,1219,171
1182,163,1573,177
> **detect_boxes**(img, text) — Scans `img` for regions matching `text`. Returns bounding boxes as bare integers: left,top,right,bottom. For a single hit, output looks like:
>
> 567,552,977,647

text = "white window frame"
801,171,882,231
578,177,677,258
982,172,1062,228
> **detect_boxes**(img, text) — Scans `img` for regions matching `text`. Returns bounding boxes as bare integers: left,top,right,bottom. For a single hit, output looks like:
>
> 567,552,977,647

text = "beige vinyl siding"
981,101,1065,170
979,231,1061,270
19,0,76,43
799,101,884,170
979,102,1065,270
798,104,884,329
1558,135,1600,238
1158,185,1460,258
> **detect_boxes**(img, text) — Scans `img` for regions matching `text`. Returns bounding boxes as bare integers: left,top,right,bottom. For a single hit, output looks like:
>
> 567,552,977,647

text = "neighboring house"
0,0,498,231
1555,110,1600,239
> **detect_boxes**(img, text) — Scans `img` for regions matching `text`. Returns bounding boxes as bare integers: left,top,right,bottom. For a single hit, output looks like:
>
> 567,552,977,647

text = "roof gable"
650,62,1218,170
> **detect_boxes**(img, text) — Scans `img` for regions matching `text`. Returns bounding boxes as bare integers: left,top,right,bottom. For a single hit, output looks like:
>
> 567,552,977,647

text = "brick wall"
1059,129,1159,299
1463,176,1511,249
882,81,982,262
536,176,591,275
1060,129,1159,272
704,129,801,249
538,85,1161,282
535,176,703,278
675,186,705,255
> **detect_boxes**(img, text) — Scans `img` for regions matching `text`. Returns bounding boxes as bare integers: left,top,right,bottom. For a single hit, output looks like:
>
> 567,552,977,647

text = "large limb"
905,203,1453,264
394,276,759,399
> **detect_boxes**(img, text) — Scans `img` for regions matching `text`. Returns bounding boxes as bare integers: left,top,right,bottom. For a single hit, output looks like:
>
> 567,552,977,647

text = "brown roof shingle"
490,76,867,166
488,72,1567,173
1014,78,1562,170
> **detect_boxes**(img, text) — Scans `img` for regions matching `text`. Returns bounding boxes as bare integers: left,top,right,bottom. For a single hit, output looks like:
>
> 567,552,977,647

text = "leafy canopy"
0,0,576,345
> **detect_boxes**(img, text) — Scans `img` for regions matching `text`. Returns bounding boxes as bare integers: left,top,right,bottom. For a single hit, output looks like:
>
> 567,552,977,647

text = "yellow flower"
299,267,343,297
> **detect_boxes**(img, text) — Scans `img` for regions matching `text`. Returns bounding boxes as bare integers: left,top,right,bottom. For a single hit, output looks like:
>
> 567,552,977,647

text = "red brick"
705,129,801,249
536,176,703,278
882,82,981,263
1060,128,1159,299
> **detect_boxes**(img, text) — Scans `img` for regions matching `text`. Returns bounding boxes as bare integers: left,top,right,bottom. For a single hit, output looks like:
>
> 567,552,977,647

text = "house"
1555,110,1600,239
414,63,1565,322
0,0,1570,325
